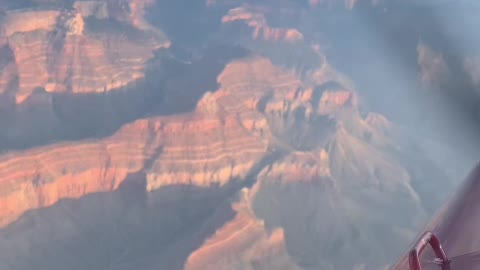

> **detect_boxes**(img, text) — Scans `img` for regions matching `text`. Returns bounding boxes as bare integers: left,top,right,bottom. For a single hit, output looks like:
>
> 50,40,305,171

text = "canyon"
0,1,169,103
0,0,479,270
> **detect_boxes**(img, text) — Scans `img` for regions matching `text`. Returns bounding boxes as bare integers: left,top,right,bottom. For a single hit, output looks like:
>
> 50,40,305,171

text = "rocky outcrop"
222,7,303,43
0,46,442,269
0,124,145,227
184,188,301,270
0,6,169,103
2,10,60,36
0,108,268,227
145,112,268,191
250,131,427,269
0,51,363,227
257,150,331,184
0,56,296,227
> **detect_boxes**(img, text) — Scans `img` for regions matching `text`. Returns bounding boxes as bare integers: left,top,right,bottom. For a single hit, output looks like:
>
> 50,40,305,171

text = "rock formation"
222,7,303,43
0,4,169,103
0,1,465,270
0,48,444,270
0,56,290,227
184,188,301,270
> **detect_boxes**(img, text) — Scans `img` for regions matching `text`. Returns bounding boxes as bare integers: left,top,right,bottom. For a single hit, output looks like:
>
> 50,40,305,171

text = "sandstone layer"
0,56,297,227
0,50,389,228
222,7,303,43
0,51,442,270
0,3,169,103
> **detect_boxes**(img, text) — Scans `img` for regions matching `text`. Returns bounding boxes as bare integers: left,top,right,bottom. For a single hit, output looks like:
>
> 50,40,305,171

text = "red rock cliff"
0,6,169,103
222,7,303,43
0,56,301,227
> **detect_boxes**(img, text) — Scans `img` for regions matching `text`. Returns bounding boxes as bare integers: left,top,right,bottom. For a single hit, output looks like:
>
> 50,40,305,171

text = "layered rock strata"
0,4,169,103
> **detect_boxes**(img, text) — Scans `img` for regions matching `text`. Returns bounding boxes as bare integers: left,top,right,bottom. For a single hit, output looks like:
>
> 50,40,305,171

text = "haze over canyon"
0,0,479,269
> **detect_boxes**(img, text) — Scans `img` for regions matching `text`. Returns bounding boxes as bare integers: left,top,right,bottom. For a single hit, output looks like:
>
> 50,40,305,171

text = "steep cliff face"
0,56,287,227
0,4,169,103
0,50,402,228
184,188,301,270
0,51,444,270
222,7,303,43
0,2,175,153
0,105,266,227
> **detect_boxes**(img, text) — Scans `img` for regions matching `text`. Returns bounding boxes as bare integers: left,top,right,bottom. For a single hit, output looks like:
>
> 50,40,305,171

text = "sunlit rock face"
0,0,476,270
222,7,304,43
0,1,169,103
0,51,447,269
183,188,302,270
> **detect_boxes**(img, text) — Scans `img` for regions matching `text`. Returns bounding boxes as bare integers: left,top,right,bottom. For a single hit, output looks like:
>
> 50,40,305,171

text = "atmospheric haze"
0,0,479,269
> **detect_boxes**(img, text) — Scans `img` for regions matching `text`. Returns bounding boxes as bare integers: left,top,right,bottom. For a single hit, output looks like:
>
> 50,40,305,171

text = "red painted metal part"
391,162,480,270
408,232,450,270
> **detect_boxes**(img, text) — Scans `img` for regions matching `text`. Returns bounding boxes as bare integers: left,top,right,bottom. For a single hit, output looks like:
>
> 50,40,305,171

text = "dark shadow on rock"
251,178,418,270
0,45,249,152
0,142,286,270
0,172,236,270
252,180,339,270
0,132,293,270
311,80,344,109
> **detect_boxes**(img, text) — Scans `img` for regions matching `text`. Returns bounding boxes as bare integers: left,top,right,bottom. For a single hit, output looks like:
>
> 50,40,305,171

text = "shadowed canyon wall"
1,1,479,270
